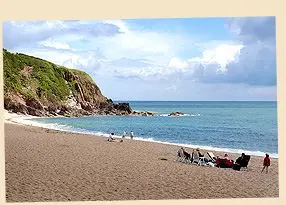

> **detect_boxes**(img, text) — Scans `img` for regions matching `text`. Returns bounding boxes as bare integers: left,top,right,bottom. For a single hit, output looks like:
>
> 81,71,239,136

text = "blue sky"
3,17,276,101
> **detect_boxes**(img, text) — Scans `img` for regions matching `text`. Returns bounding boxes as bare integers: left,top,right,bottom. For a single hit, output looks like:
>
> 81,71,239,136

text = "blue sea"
25,101,278,158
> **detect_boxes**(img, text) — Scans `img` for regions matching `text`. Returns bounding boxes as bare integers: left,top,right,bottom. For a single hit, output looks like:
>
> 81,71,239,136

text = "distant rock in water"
168,111,185,116
113,103,132,114
3,49,151,117
131,111,157,116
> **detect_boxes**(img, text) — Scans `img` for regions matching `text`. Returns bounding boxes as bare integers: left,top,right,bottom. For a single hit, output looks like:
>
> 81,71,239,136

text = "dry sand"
5,122,279,202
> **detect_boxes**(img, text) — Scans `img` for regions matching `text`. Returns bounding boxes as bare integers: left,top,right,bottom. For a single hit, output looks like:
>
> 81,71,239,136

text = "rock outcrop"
168,111,185,116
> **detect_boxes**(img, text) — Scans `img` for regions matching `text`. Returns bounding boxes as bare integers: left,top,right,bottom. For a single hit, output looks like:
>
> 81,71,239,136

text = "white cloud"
39,39,72,50
168,57,189,70
114,17,276,87
188,44,243,72
62,52,101,72
102,20,129,33
111,42,243,79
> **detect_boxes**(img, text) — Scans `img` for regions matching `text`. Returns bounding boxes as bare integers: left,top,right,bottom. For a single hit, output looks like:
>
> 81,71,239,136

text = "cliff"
3,49,144,117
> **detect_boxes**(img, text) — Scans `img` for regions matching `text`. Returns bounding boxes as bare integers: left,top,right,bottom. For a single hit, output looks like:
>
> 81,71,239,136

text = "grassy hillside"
3,49,110,116
4,49,90,104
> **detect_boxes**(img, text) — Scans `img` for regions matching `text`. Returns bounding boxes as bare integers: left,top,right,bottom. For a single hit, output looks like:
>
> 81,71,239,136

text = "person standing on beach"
130,131,134,139
122,131,126,139
261,154,270,173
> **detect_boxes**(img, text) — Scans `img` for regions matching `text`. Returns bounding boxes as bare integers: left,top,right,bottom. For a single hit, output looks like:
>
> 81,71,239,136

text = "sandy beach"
4,112,279,202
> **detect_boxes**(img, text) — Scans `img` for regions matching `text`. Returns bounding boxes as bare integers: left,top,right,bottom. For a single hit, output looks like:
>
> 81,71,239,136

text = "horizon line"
112,100,277,102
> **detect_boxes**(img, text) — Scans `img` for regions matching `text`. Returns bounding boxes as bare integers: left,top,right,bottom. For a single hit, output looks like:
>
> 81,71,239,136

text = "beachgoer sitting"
197,148,204,157
223,153,230,160
232,153,247,171
107,133,116,141
177,147,191,162
192,148,209,165
225,155,234,167
235,153,245,165
216,154,233,168
190,149,195,163
182,148,191,161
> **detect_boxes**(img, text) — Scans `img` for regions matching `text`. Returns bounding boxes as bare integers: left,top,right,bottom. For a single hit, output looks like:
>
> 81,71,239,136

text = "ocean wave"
12,117,278,159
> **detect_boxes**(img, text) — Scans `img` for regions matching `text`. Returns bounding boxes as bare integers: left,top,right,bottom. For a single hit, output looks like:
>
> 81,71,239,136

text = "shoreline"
4,109,278,159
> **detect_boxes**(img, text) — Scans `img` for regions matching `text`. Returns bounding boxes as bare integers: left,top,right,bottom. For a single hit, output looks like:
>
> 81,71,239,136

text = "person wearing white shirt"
130,131,134,139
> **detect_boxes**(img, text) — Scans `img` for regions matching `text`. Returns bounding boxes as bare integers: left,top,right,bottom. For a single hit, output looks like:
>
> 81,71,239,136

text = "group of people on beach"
177,147,271,173
107,131,135,142
178,148,205,162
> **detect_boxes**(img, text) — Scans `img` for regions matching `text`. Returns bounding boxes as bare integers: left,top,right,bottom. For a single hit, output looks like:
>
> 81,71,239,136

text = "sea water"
24,101,278,158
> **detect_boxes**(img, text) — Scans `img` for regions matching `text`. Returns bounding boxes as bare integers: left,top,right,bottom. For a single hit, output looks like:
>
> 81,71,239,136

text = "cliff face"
3,49,135,117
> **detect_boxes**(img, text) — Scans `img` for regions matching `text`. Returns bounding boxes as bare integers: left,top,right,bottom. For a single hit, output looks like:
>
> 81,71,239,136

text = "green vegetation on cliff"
3,49,111,116
4,49,95,104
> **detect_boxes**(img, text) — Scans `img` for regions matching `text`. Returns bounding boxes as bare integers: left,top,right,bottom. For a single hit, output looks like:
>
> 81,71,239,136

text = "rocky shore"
4,95,157,117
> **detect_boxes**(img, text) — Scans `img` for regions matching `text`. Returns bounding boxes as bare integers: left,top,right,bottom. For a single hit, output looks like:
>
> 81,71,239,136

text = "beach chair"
207,152,216,163
182,151,192,164
192,151,204,165
191,151,207,166
240,155,251,171
176,148,183,161
176,148,188,163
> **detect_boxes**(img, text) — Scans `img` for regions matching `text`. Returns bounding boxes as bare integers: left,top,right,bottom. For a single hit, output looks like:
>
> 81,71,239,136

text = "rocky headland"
3,49,157,117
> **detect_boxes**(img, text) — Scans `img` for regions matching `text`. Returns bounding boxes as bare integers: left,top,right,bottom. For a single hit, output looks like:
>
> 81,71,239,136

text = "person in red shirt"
261,153,270,173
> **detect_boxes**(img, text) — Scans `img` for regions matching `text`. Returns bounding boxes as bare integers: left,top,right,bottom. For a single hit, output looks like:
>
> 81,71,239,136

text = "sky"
3,17,276,101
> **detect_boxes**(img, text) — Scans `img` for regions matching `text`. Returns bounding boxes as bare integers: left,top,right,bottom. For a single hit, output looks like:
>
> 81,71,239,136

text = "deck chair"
240,155,251,170
176,148,185,162
207,152,216,163
192,151,200,165
183,150,192,164
176,148,190,163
